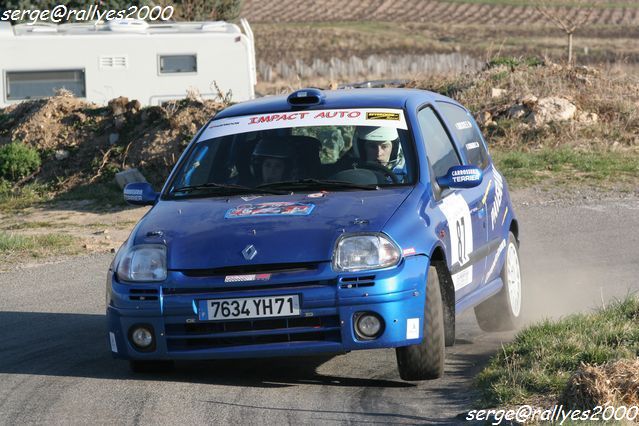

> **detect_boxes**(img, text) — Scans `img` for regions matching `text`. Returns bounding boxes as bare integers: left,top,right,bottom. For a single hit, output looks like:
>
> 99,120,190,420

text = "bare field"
245,0,639,73
252,21,639,75
241,0,639,25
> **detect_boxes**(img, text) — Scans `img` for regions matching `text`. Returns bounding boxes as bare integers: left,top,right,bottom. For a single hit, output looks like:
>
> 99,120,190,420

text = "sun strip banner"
199,108,408,141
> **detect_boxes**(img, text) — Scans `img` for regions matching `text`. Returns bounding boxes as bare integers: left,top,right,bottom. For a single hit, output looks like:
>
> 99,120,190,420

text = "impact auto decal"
201,108,408,140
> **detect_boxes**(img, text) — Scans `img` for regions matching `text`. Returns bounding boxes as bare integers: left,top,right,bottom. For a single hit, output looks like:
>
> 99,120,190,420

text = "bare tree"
535,0,594,66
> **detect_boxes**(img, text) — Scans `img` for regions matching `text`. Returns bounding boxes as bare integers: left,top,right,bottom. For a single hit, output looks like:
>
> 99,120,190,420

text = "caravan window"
5,70,85,100
159,55,197,74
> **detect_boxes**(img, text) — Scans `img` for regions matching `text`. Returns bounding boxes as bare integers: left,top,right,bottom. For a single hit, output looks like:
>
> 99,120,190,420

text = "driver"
251,138,298,184
354,126,406,182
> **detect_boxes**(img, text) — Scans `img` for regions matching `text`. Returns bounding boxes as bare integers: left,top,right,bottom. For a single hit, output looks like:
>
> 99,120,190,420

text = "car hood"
133,188,412,270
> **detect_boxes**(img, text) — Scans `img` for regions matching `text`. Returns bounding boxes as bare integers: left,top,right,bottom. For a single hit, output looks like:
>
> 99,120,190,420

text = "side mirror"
436,165,483,189
123,182,158,206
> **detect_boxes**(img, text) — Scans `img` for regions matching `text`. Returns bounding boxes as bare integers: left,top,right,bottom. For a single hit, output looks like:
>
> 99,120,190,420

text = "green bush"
0,142,41,182
487,56,544,69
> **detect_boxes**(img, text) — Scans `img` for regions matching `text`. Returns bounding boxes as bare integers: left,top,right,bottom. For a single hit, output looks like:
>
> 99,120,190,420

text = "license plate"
198,295,300,321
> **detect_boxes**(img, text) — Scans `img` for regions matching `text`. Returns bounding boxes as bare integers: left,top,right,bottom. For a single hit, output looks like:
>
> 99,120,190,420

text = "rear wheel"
474,232,522,332
395,266,445,381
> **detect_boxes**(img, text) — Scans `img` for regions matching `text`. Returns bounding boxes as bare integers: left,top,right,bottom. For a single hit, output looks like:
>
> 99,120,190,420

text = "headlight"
333,233,401,272
116,244,167,282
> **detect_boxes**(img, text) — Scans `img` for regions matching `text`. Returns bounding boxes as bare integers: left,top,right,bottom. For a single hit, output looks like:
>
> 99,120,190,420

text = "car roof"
214,88,461,120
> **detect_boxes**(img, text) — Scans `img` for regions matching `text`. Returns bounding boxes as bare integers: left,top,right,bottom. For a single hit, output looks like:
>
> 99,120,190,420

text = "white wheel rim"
506,242,522,317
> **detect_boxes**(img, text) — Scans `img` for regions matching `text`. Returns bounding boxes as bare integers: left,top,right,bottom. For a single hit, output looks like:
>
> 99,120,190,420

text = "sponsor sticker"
366,112,400,121
491,168,504,230
455,120,472,130
451,168,481,184
407,318,420,339
452,266,473,290
482,179,493,206
402,247,417,256
486,239,506,280
240,195,262,202
124,189,143,201
109,332,118,353
200,108,408,140
225,202,315,218
307,191,328,198
224,274,271,283
466,141,480,150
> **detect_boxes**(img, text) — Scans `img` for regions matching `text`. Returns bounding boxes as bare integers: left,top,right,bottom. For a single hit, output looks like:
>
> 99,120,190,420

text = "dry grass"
0,232,80,264
477,297,639,406
408,60,639,151
561,359,639,409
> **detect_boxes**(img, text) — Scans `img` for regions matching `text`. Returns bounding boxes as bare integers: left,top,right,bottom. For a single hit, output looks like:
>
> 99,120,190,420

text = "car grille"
178,262,320,277
162,279,331,295
128,288,159,301
339,275,376,289
165,315,341,351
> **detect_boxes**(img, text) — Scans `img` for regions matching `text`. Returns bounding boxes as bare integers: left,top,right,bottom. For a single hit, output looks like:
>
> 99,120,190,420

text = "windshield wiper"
171,183,287,196
257,179,379,191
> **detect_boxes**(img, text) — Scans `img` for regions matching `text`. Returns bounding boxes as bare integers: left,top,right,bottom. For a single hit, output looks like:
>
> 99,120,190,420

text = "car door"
416,106,486,300
435,101,495,287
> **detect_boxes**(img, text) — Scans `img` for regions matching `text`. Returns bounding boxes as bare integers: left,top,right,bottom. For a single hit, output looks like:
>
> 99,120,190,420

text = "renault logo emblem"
242,244,257,260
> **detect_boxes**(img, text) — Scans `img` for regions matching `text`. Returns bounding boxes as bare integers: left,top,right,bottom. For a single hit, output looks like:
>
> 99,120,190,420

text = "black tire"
395,266,445,381
474,232,522,332
129,360,174,373
434,262,456,347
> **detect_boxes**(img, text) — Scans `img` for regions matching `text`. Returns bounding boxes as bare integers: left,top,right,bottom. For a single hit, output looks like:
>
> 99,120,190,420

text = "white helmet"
354,126,402,168
355,126,399,142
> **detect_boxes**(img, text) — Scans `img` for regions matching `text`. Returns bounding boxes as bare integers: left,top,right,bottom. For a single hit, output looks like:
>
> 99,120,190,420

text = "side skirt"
455,277,503,316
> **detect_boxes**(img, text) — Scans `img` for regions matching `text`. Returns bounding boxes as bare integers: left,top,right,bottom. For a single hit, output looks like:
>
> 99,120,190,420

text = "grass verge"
53,181,127,208
0,181,127,213
0,182,50,212
476,297,639,407
0,231,80,260
491,148,639,190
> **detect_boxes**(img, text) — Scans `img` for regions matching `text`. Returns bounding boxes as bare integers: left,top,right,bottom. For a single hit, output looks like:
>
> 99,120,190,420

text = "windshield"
166,108,417,198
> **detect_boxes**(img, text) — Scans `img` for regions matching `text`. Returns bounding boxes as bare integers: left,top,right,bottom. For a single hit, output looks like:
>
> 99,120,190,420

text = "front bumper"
106,255,429,360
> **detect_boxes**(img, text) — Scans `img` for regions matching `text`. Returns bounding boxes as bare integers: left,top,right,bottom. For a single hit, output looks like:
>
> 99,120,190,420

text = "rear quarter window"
436,101,490,169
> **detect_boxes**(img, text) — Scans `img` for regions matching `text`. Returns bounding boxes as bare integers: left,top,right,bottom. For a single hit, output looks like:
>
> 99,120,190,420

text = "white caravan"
0,19,256,107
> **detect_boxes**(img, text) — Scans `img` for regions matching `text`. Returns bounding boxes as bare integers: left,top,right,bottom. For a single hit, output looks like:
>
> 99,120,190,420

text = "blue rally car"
107,88,522,380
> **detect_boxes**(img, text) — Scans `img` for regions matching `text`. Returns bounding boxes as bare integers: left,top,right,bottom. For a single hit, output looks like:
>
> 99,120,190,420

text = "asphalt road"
1,195,638,425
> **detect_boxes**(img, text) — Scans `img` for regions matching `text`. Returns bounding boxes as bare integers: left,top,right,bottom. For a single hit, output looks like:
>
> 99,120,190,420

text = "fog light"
130,326,153,349
355,312,384,340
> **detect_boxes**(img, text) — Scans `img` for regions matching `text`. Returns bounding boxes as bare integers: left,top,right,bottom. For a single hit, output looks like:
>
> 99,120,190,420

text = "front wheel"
395,266,445,381
474,232,522,332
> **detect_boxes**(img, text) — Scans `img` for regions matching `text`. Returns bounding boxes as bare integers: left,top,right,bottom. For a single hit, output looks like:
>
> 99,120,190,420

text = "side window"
159,55,197,74
417,107,461,178
437,101,489,169
6,70,85,100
